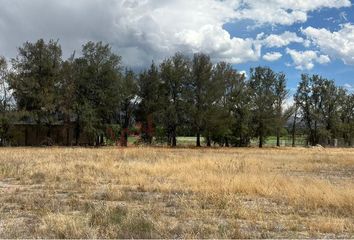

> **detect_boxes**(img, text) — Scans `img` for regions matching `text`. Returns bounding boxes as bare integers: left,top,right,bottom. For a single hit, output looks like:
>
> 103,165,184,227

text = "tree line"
0,39,353,147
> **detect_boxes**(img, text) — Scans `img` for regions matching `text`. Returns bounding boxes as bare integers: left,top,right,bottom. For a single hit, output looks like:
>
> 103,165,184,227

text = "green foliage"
211,62,247,146
0,56,14,146
274,72,289,146
160,53,191,146
73,42,123,145
136,62,162,144
189,53,214,146
1,39,353,148
295,74,350,146
119,70,138,147
249,67,278,147
339,93,354,146
9,39,62,127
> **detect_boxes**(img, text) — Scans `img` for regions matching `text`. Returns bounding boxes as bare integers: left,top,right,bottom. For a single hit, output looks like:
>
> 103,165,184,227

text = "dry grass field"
0,147,353,238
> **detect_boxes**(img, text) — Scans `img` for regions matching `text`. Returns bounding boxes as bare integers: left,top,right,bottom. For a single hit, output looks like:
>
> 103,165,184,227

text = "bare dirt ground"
0,147,353,238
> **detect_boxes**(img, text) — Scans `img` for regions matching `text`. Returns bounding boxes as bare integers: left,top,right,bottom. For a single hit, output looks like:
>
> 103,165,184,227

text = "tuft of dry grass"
0,147,353,238
307,216,353,235
37,213,94,239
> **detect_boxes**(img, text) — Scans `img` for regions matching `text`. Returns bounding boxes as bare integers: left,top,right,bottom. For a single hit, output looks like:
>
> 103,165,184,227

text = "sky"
0,0,353,92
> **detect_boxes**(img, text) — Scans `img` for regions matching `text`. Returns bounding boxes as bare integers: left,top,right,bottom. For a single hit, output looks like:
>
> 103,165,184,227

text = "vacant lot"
0,147,353,238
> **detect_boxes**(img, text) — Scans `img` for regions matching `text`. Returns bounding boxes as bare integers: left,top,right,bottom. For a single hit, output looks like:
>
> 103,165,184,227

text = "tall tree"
136,62,161,144
295,74,315,145
74,41,123,145
119,69,138,147
189,53,213,147
211,62,245,147
274,72,289,147
249,67,277,148
9,39,62,144
0,56,14,146
160,53,190,147
58,53,77,145
231,79,253,147
340,93,354,146
319,80,343,144
295,74,343,146
291,104,299,147
0,56,11,112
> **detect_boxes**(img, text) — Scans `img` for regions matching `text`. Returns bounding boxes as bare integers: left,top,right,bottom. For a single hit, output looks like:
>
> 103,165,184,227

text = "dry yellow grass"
0,147,353,238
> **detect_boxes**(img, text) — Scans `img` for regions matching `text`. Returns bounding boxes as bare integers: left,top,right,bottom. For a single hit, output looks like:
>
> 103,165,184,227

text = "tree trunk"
121,117,129,147
172,135,177,147
100,133,104,145
121,129,128,147
314,121,318,146
66,126,70,146
206,134,211,147
276,106,281,147
171,126,177,147
95,135,99,146
196,131,201,147
121,106,130,147
276,130,280,147
225,137,229,147
75,121,80,146
259,133,263,148
292,108,297,147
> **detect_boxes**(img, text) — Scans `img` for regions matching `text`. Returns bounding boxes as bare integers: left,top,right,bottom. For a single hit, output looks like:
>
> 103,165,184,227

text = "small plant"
109,206,128,225
121,213,156,239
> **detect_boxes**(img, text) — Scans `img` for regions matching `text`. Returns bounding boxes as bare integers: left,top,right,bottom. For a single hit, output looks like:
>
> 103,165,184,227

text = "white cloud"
344,83,352,88
302,24,354,65
344,83,353,92
317,55,331,64
263,52,283,61
262,31,304,48
303,39,311,48
175,25,261,64
0,0,258,67
0,0,351,68
236,0,351,25
286,48,330,70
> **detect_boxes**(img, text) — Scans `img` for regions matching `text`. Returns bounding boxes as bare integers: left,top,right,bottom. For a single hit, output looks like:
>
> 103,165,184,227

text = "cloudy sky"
0,0,353,91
